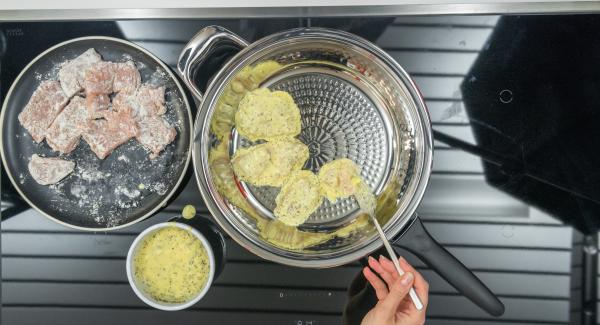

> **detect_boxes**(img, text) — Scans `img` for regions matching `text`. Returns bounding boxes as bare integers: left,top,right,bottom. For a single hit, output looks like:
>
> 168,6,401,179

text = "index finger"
399,257,429,308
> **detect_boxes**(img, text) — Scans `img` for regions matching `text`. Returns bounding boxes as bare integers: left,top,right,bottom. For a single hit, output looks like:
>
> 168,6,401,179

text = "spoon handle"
371,215,424,311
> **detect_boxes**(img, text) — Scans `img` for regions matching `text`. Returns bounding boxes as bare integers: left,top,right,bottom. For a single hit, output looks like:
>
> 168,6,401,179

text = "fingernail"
368,256,376,263
379,255,389,262
401,272,414,286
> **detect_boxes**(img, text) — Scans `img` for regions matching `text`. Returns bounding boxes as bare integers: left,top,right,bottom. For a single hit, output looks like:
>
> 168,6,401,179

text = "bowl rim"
126,221,216,311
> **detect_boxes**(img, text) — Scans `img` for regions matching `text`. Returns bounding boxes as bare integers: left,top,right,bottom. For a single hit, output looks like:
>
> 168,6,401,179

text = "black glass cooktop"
3,16,600,233
2,15,600,325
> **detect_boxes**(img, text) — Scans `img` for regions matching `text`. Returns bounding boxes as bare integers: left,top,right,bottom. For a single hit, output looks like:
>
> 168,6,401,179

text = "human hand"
361,256,429,325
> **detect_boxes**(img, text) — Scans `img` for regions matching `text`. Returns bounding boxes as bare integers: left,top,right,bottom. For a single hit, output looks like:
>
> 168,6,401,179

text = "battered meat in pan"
83,61,116,95
86,94,110,119
113,61,141,94
45,96,89,154
136,115,177,159
82,109,139,159
18,80,69,143
28,154,75,185
113,85,166,120
58,48,102,97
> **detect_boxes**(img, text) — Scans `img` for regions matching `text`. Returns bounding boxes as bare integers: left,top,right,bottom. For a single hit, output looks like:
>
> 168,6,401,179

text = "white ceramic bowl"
126,222,215,311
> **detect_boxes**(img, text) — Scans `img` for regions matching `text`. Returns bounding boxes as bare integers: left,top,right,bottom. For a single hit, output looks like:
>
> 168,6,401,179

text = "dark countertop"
1,15,596,324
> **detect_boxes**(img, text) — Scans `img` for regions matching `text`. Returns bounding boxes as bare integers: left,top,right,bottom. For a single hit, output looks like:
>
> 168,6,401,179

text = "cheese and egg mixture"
274,170,323,226
235,88,301,142
232,138,309,187
133,226,210,303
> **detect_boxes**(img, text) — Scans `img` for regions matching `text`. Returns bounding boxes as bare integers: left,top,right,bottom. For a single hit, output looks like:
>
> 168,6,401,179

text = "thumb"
379,272,414,313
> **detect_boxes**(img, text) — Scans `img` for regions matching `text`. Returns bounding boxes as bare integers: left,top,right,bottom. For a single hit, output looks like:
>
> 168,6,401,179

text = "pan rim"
0,35,193,231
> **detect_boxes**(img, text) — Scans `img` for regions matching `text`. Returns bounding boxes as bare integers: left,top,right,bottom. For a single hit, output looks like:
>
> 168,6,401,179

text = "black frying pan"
0,37,193,230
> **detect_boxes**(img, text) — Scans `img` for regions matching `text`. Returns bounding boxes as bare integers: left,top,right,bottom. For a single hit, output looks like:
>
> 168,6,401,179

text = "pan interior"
231,64,393,231
202,33,425,265
1,38,191,230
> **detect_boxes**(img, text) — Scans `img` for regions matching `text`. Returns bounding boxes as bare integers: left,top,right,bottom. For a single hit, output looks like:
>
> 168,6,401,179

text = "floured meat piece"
58,48,102,97
45,96,89,154
113,61,141,94
86,94,110,119
136,116,176,159
28,154,75,185
18,80,69,143
83,61,116,95
136,85,166,115
82,110,139,159
113,85,166,120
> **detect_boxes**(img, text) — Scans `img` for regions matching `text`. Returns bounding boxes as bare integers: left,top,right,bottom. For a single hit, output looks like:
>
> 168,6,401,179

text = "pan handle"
392,216,505,317
177,26,250,101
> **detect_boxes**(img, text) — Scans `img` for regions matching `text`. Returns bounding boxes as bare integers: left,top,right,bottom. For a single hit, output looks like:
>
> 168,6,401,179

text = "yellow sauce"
133,225,210,303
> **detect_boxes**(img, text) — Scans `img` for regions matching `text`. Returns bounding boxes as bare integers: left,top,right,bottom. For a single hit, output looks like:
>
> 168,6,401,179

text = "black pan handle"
393,216,505,317
1,201,29,221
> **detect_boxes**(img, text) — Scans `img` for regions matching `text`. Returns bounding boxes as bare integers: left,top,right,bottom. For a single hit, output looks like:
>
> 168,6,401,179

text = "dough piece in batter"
45,96,89,154
235,88,301,141
28,154,75,185
209,141,262,221
318,158,364,202
18,80,69,143
318,158,376,215
232,138,309,187
210,61,283,140
58,48,102,97
274,170,322,226
113,61,141,94
248,60,282,84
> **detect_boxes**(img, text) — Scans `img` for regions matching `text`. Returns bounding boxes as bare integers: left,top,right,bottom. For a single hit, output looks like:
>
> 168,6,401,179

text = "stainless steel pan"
178,26,504,316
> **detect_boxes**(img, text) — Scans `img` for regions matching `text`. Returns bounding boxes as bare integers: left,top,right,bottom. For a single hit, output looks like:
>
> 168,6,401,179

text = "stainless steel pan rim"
0,36,194,231
190,27,433,268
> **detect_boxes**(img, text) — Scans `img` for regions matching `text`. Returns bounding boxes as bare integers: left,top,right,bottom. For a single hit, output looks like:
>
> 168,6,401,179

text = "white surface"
0,0,594,10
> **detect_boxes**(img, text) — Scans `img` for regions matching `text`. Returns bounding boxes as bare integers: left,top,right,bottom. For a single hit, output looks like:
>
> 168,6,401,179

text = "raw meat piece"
28,154,75,185
86,94,110,119
45,96,89,154
58,48,102,97
136,116,176,159
136,85,166,116
82,110,139,159
83,61,115,95
113,61,141,94
113,85,166,120
18,80,69,143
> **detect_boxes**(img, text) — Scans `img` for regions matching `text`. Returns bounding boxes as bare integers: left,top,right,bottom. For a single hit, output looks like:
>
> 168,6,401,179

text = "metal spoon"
355,184,424,311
